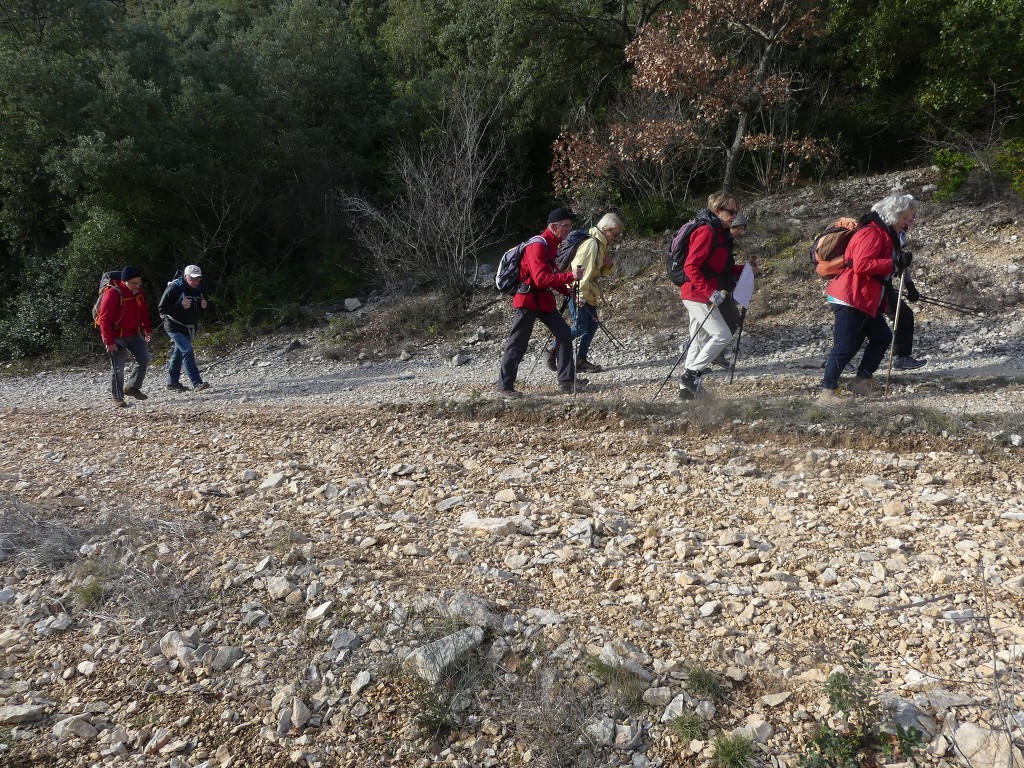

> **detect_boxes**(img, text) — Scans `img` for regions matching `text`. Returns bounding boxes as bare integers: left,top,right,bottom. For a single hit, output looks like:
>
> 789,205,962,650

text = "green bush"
995,138,1024,199
799,645,923,768
934,148,978,200
622,196,685,235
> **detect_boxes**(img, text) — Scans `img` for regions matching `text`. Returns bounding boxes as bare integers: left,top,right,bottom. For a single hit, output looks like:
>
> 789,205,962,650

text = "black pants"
499,308,574,390
883,284,915,357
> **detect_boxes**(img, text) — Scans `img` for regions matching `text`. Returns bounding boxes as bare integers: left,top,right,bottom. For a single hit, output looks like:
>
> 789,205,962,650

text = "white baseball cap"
184,265,202,278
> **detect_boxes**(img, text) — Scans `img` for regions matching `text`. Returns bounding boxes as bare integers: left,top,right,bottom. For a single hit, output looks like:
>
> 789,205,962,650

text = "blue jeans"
166,326,202,386
570,299,599,361
110,334,151,399
822,304,892,390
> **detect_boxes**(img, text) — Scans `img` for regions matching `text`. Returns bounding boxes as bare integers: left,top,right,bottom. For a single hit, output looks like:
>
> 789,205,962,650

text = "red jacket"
513,228,575,312
826,217,897,316
97,281,153,346
679,219,742,302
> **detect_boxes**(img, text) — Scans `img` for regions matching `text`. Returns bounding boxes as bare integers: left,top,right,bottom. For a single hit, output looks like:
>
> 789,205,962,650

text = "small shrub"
586,656,647,710
800,644,923,768
711,732,755,768
71,575,109,609
671,712,704,741
934,148,978,200
994,138,1024,199
413,676,459,743
684,662,727,701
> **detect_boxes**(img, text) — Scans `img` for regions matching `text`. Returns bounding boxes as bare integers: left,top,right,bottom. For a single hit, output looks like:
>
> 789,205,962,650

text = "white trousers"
682,300,733,372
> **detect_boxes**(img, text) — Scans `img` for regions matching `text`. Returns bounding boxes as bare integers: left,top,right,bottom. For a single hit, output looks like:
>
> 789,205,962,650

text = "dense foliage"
0,0,1021,359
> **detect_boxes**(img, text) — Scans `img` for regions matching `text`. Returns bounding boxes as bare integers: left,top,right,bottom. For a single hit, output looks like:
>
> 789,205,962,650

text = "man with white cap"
158,264,210,392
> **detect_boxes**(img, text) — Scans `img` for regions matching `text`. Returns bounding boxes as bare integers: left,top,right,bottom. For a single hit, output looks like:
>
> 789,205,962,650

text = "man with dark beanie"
96,265,153,407
497,208,585,398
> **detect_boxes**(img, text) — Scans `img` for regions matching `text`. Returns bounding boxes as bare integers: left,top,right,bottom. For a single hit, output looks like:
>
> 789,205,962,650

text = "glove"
894,250,913,271
905,282,920,302
709,290,728,306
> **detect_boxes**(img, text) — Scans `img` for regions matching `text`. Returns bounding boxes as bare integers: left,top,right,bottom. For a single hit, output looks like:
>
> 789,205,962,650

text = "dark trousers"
499,308,574,389
884,283,915,357
822,305,892,390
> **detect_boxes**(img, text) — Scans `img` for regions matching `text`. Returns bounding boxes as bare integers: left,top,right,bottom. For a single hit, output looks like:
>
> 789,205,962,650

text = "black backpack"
555,229,592,271
666,220,707,286
494,236,546,295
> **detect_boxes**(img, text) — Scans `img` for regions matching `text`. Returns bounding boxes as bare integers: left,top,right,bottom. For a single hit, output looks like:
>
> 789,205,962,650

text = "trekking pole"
571,283,581,396
727,306,747,385
651,308,715,403
527,337,546,379
596,318,627,351
884,271,907,397
916,294,981,315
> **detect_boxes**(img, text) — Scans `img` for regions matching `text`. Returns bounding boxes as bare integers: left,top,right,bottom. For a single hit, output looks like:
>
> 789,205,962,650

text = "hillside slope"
1,170,1023,768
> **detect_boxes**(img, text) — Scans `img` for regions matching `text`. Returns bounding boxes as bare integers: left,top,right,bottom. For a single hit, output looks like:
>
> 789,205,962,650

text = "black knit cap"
121,265,141,281
547,207,575,224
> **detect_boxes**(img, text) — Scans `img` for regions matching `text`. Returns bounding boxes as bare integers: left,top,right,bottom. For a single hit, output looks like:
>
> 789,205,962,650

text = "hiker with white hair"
554,212,623,374
819,193,915,401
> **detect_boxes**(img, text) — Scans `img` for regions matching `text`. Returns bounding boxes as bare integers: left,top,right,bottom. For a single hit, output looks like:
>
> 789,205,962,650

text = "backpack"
494,236,547,295
91,270,125,327
666,220,707,286
555,229,591,271
809,218,859,278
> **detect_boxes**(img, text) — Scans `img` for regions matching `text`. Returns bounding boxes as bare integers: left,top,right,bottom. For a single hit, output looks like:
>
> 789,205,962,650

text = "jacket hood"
695,208,728,231
858,211,900,247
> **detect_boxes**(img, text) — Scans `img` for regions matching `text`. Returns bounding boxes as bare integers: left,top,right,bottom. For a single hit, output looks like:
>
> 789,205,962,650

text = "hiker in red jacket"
497,208,584,398
820,194,915,401
97,265,154,408
677,191,745,399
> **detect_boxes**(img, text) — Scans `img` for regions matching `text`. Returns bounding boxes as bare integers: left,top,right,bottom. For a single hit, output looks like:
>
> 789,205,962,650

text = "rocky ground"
1,169,1024,768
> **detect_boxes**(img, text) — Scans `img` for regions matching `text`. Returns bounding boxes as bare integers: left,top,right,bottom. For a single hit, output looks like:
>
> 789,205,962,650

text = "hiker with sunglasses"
676,192,745,399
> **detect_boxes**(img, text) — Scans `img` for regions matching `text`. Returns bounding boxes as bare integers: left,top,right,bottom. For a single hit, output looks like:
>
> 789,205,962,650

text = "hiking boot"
678,370,703,400
558,377,589,393
497,385,523,400
893,355,926,371
849,375,874,397
546,346,557,372
818,387,843,403
711,354,733,370
576,357,603,373
166,383,188,392
123,386,148,400
193,382,210,392
112,398,127,408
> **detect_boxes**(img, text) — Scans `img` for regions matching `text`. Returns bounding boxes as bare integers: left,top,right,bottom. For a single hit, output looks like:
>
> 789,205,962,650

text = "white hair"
597,213,623,231
871,194,917,226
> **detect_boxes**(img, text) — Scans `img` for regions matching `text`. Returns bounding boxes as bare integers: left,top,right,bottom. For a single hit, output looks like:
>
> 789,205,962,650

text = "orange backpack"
809,218,859,278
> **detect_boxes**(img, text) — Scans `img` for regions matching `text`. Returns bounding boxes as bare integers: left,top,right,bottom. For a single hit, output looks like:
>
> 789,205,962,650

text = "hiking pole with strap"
916,294,982,315
596,318,627,351
651,307,715,402
727,306,747,385
884,270,907,397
